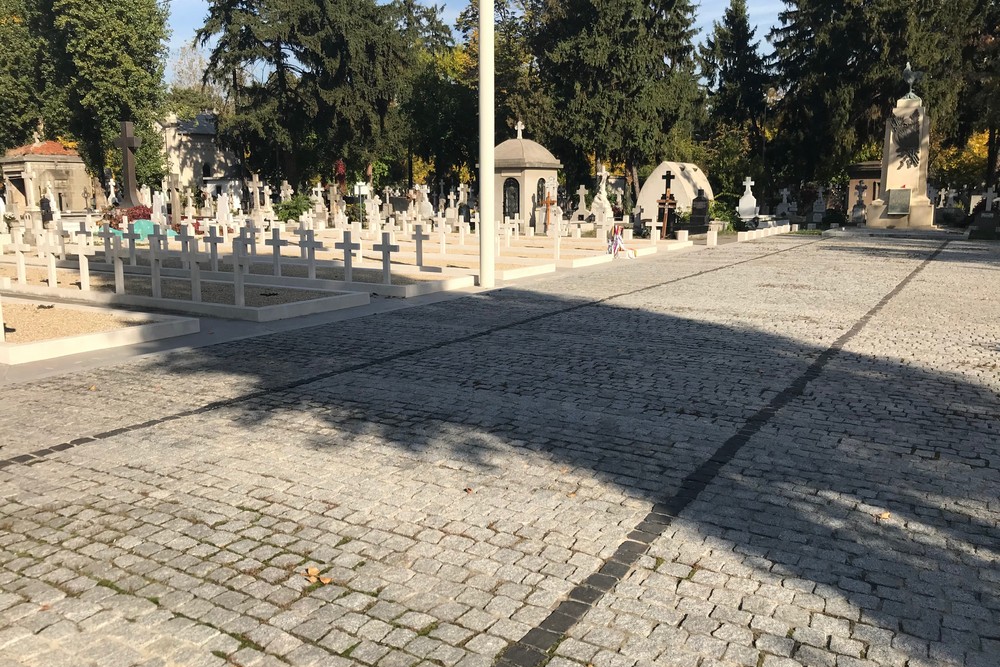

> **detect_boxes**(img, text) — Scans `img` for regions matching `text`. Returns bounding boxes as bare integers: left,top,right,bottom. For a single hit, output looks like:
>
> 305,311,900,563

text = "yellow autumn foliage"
932,131,988,190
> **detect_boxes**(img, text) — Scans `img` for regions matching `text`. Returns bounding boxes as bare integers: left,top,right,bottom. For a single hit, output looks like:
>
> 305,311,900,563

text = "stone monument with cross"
493,120,563,233
737,177,759,223
866,62,933,228
113,122,143,208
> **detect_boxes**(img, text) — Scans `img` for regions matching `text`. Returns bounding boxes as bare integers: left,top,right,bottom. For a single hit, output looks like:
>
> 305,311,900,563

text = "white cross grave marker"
122,220,140,266
147,225,168,299
72,226,95,291
299,229,326,280
38,232,60,288
335,231,360,283
232,239,247,307
265,227,289,277
10,232,30,285
98,223,116,264
373,232,399,286
412,224,429,268
204,225,224,272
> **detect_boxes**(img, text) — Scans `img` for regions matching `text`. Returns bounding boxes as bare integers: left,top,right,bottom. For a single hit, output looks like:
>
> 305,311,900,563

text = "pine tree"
700,0,770,135
199,0,447,186
529,0,701,201
770,0,979,183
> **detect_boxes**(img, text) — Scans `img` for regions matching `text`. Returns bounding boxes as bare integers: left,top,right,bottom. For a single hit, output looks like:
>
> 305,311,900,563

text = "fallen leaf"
306,567,320,576
878,511,891,520
307,576,318,584
567,492,576,498
88,385,97,391
319,577,333,585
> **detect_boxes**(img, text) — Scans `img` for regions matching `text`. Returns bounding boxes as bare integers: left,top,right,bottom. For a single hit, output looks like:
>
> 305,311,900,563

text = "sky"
165,0,786,82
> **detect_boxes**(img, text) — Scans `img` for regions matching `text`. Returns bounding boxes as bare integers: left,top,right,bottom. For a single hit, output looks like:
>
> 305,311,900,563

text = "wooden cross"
373,232,399,285
412,224,430,268
265,227,289,277
113,121,143,208
335,231,361,283
204,225,224,272
298,229,326,280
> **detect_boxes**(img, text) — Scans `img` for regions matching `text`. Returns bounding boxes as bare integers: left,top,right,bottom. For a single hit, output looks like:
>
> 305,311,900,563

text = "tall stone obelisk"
866,63,933,228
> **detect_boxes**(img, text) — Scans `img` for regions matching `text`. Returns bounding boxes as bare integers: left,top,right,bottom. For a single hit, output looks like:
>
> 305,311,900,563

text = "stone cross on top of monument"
515,120,525,139
114,121,143,209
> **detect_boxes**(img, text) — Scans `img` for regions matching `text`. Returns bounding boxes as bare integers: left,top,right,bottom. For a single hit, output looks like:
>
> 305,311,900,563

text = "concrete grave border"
0,297,199,365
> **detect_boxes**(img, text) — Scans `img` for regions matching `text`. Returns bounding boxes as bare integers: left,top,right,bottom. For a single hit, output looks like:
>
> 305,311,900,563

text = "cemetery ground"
0,233,997,667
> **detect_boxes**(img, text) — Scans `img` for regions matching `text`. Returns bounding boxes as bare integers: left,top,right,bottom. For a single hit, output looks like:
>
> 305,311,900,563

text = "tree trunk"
987,124,998,189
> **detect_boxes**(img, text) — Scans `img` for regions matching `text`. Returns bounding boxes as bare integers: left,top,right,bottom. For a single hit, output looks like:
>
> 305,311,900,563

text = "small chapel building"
0,139,91,217
494,122,562,232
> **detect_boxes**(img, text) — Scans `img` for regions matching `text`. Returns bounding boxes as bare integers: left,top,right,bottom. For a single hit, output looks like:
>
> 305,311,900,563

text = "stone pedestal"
867,96,933,229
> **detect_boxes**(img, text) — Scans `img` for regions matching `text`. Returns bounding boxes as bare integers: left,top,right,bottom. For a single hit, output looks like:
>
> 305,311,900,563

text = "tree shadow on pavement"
134,282,1000,666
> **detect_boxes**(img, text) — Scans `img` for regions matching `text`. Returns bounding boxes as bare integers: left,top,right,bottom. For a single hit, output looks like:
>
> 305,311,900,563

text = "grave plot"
0,296,198,365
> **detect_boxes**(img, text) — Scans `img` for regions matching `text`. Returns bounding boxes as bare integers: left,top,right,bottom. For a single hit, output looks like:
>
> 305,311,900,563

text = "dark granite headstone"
968,212,997,240
686,189,711,234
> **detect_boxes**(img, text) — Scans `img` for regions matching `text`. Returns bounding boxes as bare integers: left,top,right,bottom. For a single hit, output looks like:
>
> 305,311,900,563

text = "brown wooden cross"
657,171,677,239
114,121,143,208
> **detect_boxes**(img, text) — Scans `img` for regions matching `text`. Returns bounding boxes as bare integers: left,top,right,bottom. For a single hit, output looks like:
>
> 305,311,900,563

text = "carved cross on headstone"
780,188,790,202
855,181,868,201
742,176,755,193
114,121,143,208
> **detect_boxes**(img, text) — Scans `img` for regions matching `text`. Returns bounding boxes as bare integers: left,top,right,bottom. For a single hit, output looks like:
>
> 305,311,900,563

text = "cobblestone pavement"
0,234,997,667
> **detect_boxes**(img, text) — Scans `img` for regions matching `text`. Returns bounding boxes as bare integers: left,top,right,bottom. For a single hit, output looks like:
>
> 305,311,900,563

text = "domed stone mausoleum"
494,122,562,232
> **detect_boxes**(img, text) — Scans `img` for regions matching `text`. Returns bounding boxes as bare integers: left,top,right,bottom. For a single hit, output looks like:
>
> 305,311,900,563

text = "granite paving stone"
0,235,997,667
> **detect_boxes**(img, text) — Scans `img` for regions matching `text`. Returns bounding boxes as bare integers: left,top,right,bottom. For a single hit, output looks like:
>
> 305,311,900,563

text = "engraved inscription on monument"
886,189,912,216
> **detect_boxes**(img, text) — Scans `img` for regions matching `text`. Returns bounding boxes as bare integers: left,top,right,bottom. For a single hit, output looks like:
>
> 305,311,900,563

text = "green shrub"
275,193,312,222
822,209,848,227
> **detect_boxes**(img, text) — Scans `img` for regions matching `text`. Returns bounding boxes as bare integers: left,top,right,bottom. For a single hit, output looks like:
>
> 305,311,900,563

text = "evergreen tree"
700,0,770,138
529,0,701,202
198,0,448,187
770,0,979,183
